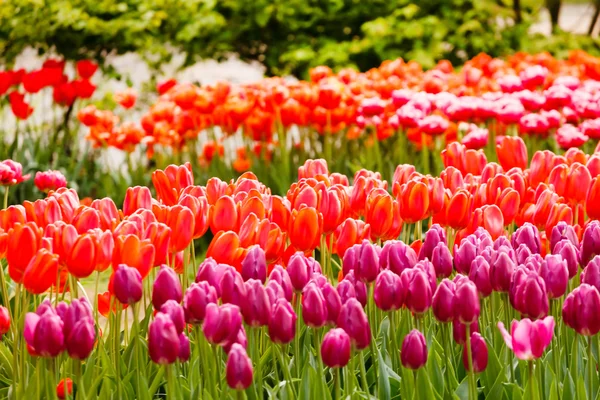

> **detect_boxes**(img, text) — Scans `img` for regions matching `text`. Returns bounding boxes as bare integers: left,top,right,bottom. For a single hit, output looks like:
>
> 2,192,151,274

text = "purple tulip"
379,240,417,276
321,282,342,325
269,265,293,301
419,224,447,261
563,283,600,336
268,299,296,344
302,283,327,328
148,312,180,364
321,328,351,368
113,264,143,305
414,259,437,294
511,222,541,254
342,271,368,307
515,243,533,265
539,254,569,299
220,268,247,308
454,280,480,324
152,265,182,310
433,279,456,323
401,330,427,369
195,258,229,296
178,333,190,362
401,268,432,315
242,279,272,327
431,242,453,278
241,245,267,283
226,344,253,390
223,326,248,355
33,312,65,357
463,332,488,373
469,256,492,297
343,240,380,283
184,282,218,324
36,300,56,317
374,270,404,311
553,239,580,278
66,319,95,360
63,298,93,339
550,221,579,251
510,267,549,320
203,304,243,346
288,252,319,292
454,238,477,275
337,280,358,305
453,320,480,345
265,280,286,305
337,298,371,350
493,236,512,250
160,300,185,334
582,256,600,292
490,250,516,292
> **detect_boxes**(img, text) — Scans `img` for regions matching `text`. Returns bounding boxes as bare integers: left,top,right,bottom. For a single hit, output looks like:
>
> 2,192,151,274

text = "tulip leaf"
482,340,504,396
455,377,469,400
549,379,559,400
485,372,506,400
562,369,575,400
0,342,13,378
416,367,437,400
149,366,165,397
377,344,391,400
578,376,587,400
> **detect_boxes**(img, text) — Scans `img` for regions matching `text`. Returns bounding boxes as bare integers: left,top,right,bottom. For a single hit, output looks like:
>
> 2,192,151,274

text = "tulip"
123,186,153,216
113,264,143,305
63,298,93,339
374,270,404,311
0,160,30,186
33,312,65,357
184,282,218,324
337,298,371,350
321,282,342,325
430,242,453,278
195,258,228,295
321,328,351,368
23,248,59,295
469,256,492,297
498,316,555,360
288,206,323,252
226,344,253,390
364,188,394,239
553,239,579,278
419,224,447,260
539,255,569,299
56,378,73,400
287,252,319,292
454,280,480,324
510,268,549,320
401,329,428,369
209,196,240,234
203,303,243,346
399,180,430,223
343,240,380,283
334,218,372,258
379,240,417,276
401,268,432,315
432,279,456,323
463,332,488,373
581,221,600,266
66,319,95,359
489,249,516,292
268,265,293,301
302,283,327,328
0,306,10,336
446,189,472,230
511,223,541,254
242,279,271,327
178,333,190,362
241,245,267,283
587,177,600,220
223,326,248,355
152,265,182,310
563,284,600,336
148,312,180,364
160,300,185,334
34,170,67,193
453,320,480,346
112,234,155,280
151,163,193,206
269,299,297,344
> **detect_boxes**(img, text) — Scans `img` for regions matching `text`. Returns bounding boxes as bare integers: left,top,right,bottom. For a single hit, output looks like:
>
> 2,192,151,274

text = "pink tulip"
563,284,600,336
268,299,296,344
497,316,555,360
242,279,271,327
183,282,218,324
287,252,319,292
301,282,327,328
463,332,488,373
337,298,371,350
321,328,351,368
401,329,428,369
152,264,182,310
113,264,143,305
269,265,293,301
469,256,492,297
34,170,67,193
160,300,185,334
322,282,342,325
401,268,432,315
226,344,253,390
178,333,190,362
220,268,247,309
148,312,180,364
203,304,243,346
539,254,569,299
432,279,456,323
454,280,480,324
374,270,404,311
241,245,267,283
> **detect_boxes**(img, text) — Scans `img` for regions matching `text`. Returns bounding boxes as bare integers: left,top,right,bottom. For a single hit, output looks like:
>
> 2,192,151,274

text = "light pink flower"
497,316,555,360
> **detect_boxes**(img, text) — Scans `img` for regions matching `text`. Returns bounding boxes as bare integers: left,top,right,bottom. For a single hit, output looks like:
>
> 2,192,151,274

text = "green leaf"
377,345,391,400
562,369,575,400
455,377,469,400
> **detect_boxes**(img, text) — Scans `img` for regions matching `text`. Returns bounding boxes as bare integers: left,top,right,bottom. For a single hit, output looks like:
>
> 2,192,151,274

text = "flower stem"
334,368,340,400
589,336,595,399
465,324,475,400
358,350,369,394
575,335,581,400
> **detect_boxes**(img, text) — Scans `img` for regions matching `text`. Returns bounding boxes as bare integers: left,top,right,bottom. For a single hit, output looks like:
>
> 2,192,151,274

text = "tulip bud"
223,326,248,355
380,240,417,275
302,283,328,328
524,254,544,272
152,265,182,310
463,332,488,373
454,238,477,275
322,282,342,324
490,250,516,292
337,298,371,350
220,268,247,308
401,268,432,315
550,221,579,251
582,221,600,266
32,311,65,357
453,320,480,345
148,312,180,364
321,328,351,368
512,223,541,254
401,330,428,369
178,333,190,362
265,280,286,305
493,236,512,250
287,252,319,292
241,245,267,283
56,378,73,400
241,279,272,327
469,256,492,297
510,267,549,320
226,344,253,390
582,256,600,292
419,224,447,261
342,270,368,307
563,284,600,336
454,280,480,324
63,298,93,339
160,300,185,334
515,243,532,265
374,270,404,311
348,240,380,283
337,280,358,305
269,299,297,344
553,239,579,278
66,319,95,359
113,264,143,305
539,254,569,299
203,303,243,346
431,243,453,278
269,265,293,301
0,306,10,336
433,279,456,323
195,257,227,296
184,282,218,324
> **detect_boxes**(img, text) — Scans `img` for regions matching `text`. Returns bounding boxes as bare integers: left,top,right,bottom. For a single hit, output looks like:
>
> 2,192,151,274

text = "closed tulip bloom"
510,268,549,320
582,256,600,292
379,240,417,276
497,136,528,171
242,279,271,327
56,378,73,400
469,256,492,297
419,224,447,261
35,312,65,357
148,312,180,364
337,298,371,350
453,320,480,345
203,303,243,346
399,180,430,223
490,250,516,292
344,240,380,283
431,242,453,278
498,316,555,360
288,207,323,252
178,333,190,362
195,258,228,296
220,268,247,308
0,306,10,336
454,280,480,324
463,332,488,373
401,268,433,315
342,270,368,307
269,299,297,344
152,265,183,310
553,239,579,278
302,283,327,328
414,259,437,294
401,330,428,370
34,170,67,193
587,177,600,220
223,326,248,355
322,282,342,324
550,221,579,251
226,344,253,390
184,282,218,324
160,300,185,334
287,252,318,292
433,279,456,323
123,186,153,216
241,245,267,283
63,298,93,339
321,328,351,368
454,237,478,275
539,255,569,299
269,265,293,301
113,264,143,305
563,284,600,336
66,319,95,359
337,280,358,305
511,223,541,254
374,270,404,311
515,243,532,265
581,221,600,266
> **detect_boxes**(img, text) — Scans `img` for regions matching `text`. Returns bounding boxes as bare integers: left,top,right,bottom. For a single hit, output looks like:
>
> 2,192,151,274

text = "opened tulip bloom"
497,316,555,360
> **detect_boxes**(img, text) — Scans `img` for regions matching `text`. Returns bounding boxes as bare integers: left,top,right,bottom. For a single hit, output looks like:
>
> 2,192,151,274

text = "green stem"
465,324,475,400
166,364,175,400
315,329,327,395
3,186,8,209
413,370,418,400
294,294,302,379
575,335,580,400
589,336,594,399
358,350,369,394
334,368,340,400
278,345,296,399
528,360,535,400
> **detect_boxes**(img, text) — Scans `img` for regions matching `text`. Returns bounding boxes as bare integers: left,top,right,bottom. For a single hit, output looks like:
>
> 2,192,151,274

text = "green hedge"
1,0,598,77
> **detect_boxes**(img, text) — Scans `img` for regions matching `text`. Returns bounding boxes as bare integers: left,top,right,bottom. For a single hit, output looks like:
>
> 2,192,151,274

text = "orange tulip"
206,231,246,269
464,149,487,176
239,192,267,222
165,205,194,253
90,198,120,231
298,159,328,180
533,189,560,229
564,147,587,165
264,223,286,264
48,188,80,223
239,213,270,248
71,206,100,234
123,186,153,217
178,194,209,239
468,205,504,239
288,206,323,252
7,222,45,283
381,200,403,241
333,218,371,258
112,234,155,279
496,136,528,170
496,188,521,225
545,203,573,237
587,177,600,220
399,180,429,223
97,291,127,317
529,150,563,187
440,166,464,194
88,228,114,272
144,222,171,266
270,196,291,232
480,162,504,183
548,164,568,198
0,205,27,230
23,248,59,294
205,178,228,205
365,188,394,240
0,230,7,259
426,177,444,215
349,176,385,217
564,163,592,204
441,142,467,174
209,196,240,234
288,181,321,210
446,189,472,230
320,185,347,234
515,202,536,226
65,234,97,279
151,163,193,206
392,164,417,188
